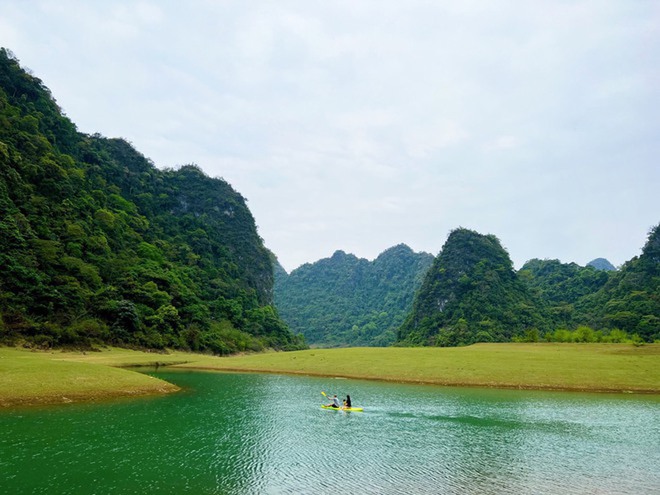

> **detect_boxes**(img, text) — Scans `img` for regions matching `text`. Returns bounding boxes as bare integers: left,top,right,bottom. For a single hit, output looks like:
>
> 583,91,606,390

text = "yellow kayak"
321,405,364,412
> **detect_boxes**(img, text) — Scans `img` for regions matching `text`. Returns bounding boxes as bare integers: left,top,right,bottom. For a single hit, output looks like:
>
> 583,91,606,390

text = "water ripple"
0,371,658,494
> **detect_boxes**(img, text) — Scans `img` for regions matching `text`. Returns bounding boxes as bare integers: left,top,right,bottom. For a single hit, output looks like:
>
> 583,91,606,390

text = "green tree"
274,245,433,346
0,48,305,353
398,228,547,346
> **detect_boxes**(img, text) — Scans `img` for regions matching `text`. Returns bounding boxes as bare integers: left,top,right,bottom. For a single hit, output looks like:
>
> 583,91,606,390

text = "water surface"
1,370,658,494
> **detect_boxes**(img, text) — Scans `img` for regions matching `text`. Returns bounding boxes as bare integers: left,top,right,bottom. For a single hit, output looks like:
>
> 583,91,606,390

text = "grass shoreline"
179,365,660,394
0,347,181,408
1,343,659,408
177,343,660,394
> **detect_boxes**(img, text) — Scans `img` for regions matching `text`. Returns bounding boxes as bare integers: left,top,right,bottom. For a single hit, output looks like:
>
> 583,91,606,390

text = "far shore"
174,343,660,394
1,343,659,408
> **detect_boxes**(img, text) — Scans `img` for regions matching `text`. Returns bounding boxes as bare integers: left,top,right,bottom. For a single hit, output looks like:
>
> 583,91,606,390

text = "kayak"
321,405,364,412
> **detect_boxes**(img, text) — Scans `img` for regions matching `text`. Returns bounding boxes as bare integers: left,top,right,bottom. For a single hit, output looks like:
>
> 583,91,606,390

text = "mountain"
274,244,433,346
577,224,660,342
518,259,611,328
0,48,304,352
587,258,616,271
397,228,546,346
398,226,659,346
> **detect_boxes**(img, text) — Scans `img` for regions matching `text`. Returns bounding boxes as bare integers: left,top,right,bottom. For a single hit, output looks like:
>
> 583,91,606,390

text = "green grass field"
179,343,660,393
0,347,180,407
1,343,658,407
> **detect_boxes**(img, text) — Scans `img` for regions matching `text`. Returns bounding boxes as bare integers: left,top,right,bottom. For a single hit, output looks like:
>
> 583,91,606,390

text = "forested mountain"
397,228,546,346
0,48,304,352
518,258,611,329
277,225,658,348
517,227,659,342
576,224,660,342
2,49,656,352
274,244,433,346
397,226,659,346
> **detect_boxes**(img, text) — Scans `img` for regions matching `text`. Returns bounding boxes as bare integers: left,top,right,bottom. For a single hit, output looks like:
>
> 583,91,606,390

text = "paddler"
326,394,341,408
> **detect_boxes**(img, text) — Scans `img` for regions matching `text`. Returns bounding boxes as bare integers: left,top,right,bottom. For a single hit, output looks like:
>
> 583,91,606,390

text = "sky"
1,1,658,272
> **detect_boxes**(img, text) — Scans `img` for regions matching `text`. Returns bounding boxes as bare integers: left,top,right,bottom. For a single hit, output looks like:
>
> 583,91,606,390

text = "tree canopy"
398,226,658,346
276,224,659,347
1,48,656,351
575,224,660,342
397,228,546,346
274,244,433,346
0,48,304,352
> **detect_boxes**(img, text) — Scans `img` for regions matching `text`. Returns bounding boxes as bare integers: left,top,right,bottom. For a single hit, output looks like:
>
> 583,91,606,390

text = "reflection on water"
1,371,659,494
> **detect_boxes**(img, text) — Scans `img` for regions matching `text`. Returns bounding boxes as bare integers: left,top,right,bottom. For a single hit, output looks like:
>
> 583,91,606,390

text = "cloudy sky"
1,1,658,272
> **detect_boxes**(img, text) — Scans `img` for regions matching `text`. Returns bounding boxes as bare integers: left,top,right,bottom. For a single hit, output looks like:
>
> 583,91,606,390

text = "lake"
1,370,659,494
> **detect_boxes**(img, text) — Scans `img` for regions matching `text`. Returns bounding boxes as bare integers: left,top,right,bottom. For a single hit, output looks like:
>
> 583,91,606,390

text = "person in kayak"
344,395,352,408
326,394,341,408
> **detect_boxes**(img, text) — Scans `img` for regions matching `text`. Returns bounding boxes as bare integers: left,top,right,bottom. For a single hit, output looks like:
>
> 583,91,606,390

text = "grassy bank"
177,343,660,393
0,347,181,407
1,343,659,408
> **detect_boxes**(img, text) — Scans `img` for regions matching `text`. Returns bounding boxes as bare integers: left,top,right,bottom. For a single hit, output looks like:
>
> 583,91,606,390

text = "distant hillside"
0,48,304,352
397,226,659,347
577,224,660,342
397,228,546,346
274,244,433,346
519,259,611,328
587,258,616,271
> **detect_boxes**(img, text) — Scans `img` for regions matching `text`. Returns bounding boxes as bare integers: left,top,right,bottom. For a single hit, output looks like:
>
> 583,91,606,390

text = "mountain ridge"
285,226,658,347
0,48,304,353
274,244,433,346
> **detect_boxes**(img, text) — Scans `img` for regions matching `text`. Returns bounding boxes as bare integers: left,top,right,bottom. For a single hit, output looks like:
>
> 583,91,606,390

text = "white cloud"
403,121,470,158
1,0,658,272
484,135,520,151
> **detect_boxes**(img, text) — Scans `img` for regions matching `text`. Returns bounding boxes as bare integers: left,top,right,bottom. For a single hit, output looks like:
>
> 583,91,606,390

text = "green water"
1,371,659,494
